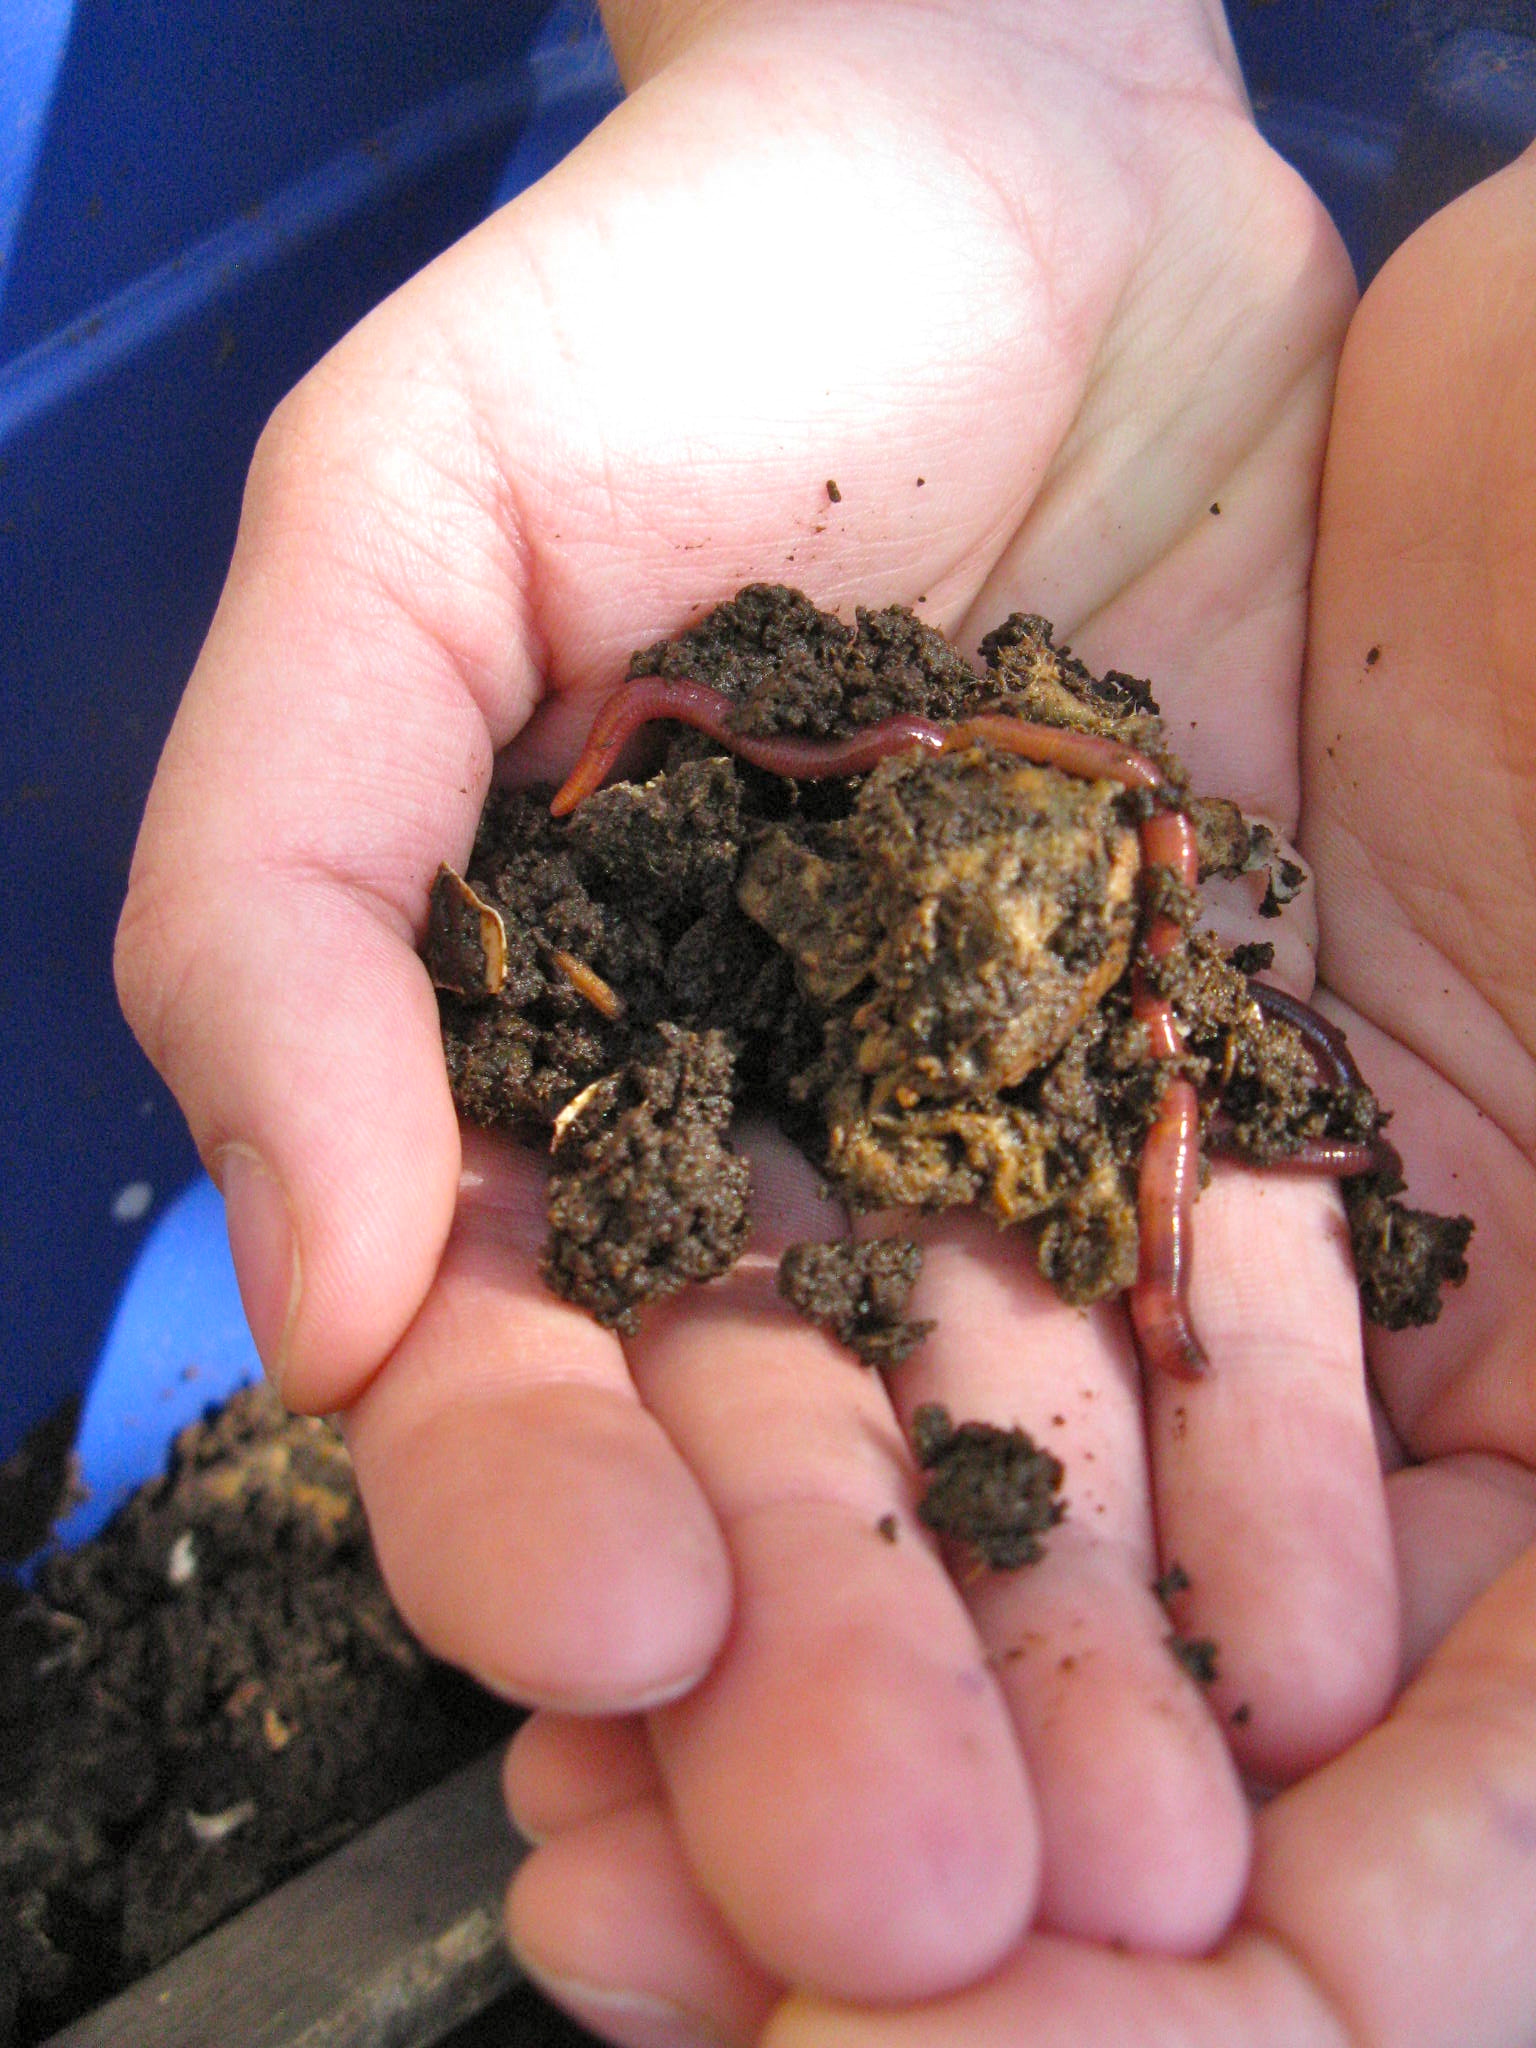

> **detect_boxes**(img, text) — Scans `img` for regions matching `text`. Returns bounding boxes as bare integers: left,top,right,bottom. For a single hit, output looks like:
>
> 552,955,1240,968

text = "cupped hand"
114,0,1380,2024
716,141,1536,2048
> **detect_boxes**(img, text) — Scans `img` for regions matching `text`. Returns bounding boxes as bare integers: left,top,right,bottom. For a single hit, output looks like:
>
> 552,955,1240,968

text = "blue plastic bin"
2,1,1532,1538
0,0,621,1534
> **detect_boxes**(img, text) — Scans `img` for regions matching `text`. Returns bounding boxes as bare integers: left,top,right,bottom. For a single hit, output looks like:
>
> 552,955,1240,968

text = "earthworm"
1128,806,1210,1380
1236,979,1401,1180
545,945,627,1021
549,677,1167,815
1128,1075,1207,1380
1205,1126,1384,1176
1246,979,1360,1092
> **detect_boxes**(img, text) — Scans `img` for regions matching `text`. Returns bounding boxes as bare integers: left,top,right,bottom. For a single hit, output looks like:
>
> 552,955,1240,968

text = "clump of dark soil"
910,1405,1066,1569
1345,1178,1475,1328
543,1025,752,1332
430,584,1470,1348
777,1239,933,1366
0,1386,516,2046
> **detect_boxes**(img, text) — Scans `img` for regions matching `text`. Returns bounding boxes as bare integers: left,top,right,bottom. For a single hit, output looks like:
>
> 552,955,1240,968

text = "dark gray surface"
439,1982,605,2048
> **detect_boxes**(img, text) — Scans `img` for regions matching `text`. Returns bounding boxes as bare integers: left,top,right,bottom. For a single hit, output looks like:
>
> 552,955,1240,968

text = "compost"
0,1386,525,2046
429,585,1470,1382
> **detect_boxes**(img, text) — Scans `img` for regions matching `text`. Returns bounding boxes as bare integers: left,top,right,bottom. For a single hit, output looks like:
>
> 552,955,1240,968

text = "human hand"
115,0,1377,2026
509,138,1536,2048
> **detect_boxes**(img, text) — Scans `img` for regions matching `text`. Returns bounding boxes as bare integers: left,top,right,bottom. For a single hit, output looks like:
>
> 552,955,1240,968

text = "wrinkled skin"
113,5,1534,2044
732,144,1536,2048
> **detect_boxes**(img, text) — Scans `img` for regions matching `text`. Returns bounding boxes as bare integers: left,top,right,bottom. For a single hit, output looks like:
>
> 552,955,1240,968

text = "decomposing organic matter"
431,587,1467,1343
426,585,1472,1556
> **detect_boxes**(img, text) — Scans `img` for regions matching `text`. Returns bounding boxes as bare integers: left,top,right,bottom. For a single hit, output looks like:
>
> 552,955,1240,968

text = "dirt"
543,1025,752,1332
777,1239,933,1367
430,586,1470,1370
910,1405,1066,1569
0,1385,539,2047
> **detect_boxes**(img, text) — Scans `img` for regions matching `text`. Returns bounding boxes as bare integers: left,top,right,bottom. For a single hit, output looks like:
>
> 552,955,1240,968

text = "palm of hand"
353,11,1376,2009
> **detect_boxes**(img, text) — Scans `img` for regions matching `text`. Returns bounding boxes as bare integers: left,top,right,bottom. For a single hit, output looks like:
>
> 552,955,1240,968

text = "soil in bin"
0,1384,595,2048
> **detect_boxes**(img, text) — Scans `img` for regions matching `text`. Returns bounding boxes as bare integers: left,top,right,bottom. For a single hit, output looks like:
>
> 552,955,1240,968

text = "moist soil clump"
429,585,1472,1545
431,583,1470,1341
544,1025,751,1331
910,1405,1066,1569
776,1239,933,1367
0,1385,517,2047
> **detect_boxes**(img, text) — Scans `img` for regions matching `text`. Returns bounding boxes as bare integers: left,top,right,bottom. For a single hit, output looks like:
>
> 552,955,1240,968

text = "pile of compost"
429,584,1471,1372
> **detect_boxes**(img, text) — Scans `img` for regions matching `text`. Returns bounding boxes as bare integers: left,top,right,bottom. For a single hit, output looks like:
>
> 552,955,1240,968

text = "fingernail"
217,1143,300,1391
512,1952,730,2048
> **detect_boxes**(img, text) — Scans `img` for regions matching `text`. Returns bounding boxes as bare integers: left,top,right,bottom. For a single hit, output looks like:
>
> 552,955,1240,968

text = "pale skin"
719,142,1536,2048
111,3,1534,2042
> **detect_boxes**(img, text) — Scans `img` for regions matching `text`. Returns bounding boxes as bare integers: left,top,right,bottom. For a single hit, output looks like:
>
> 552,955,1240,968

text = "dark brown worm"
1236,979,1401,1181
1204,1125,1383,1177
1247,980,1359,1091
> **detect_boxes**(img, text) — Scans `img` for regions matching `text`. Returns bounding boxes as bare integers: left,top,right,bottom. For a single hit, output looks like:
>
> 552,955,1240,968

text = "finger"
507,1799,779,2048
505,1712,661,1843
874,1209,1251,1952
1245,1538,1536,2048
766,1933,1337,2048
632,1129,1040,2004
768,1542,1536,2048
1145,1164,1399,1784
114,341,536,1415
1389,1455,1536,1682
343,1130,732,1711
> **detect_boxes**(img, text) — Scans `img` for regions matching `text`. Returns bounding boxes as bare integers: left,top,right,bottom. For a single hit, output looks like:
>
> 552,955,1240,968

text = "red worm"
550,677,1167,815
1233,980,1401,1180
1128,806,1210,1381
1205,1127,1383,1176
1128,1076,1207,1380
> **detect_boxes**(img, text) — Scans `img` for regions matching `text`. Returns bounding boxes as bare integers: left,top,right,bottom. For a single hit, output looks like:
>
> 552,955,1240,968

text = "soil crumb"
1167,1635,1220,1686
542,1025,751,1330
1344,1175,1473,1328
776,1239,933,1365
910,1404,1066,1569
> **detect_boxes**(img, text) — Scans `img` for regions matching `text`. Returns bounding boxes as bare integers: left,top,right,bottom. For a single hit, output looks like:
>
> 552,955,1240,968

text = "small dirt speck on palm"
1153,1561,1192,1606
1167,1634,1220,1686
910,1404,1065,1569
777,1239,933,1365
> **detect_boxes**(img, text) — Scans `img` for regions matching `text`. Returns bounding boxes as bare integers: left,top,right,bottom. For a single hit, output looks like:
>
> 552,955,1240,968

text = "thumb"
115,355,537,1414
